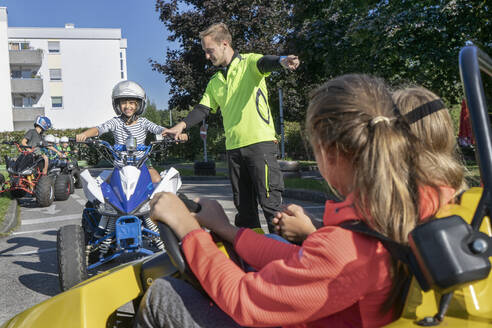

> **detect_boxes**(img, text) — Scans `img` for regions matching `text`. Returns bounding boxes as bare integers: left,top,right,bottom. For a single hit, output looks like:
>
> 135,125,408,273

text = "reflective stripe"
265,161,270,198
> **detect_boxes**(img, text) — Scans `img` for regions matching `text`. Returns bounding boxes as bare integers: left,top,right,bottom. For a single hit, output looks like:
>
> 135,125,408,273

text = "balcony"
9,49,43,69
11,78,43,95
12,107,45,122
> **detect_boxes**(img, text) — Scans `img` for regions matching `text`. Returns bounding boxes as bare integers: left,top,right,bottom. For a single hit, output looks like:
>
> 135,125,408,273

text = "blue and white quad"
56,136,183,291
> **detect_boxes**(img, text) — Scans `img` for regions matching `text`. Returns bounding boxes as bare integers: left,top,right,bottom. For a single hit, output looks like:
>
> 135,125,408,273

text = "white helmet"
54,137,60,144
112,80,147,116
60,136,69,143
44,134,55,143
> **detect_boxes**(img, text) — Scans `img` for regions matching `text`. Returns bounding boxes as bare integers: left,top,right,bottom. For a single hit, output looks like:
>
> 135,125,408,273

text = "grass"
155,166,227,177
0,192,12,227
465,163,481,187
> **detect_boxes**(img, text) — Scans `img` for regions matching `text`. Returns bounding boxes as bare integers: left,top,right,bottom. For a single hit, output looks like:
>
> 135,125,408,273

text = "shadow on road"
19,273,60,296
16,196,39,208
0,233,59,294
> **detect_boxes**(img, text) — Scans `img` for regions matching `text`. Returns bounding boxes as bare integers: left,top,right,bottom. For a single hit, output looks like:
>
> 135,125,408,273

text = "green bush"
283,121,313,160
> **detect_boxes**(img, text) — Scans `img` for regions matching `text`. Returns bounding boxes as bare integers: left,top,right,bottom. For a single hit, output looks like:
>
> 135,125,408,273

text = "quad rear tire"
35,175,54,207
54,174,71,201
72,169,83,189
57,225,88,291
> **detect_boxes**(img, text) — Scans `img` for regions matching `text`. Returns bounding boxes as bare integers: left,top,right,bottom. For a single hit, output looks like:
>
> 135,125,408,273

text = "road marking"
12,228,56,236
2,248,57,256
21,214,81,225
71,193,88,206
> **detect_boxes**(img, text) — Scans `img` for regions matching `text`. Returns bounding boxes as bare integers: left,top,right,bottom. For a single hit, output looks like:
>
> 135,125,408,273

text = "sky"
1,0,175,110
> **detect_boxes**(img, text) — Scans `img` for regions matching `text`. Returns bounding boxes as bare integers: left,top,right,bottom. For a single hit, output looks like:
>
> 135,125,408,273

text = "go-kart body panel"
2,243,230,328
384,187,492,326
1,261,144,328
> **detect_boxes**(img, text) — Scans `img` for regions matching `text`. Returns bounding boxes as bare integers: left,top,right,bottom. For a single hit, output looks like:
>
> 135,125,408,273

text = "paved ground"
0,172,325,324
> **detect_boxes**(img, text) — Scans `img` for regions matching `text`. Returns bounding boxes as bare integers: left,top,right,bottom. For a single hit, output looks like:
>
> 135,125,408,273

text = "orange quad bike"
1,44,492,328
0,141,56,207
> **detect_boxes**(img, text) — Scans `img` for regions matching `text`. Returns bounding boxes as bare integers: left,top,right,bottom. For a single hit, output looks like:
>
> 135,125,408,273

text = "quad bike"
55,156,82,196
56,136,186,291
2,44,492,328
57,140,83,191
0,141,70,207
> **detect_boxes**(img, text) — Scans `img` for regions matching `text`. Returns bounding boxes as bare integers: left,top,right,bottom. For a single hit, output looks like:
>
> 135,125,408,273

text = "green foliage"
288,0,491,110
143,101,162,125
283,121,313,160
151,0,490,160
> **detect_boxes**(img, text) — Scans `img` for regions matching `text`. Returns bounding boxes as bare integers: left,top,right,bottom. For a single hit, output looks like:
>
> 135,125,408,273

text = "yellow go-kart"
2,44,492,328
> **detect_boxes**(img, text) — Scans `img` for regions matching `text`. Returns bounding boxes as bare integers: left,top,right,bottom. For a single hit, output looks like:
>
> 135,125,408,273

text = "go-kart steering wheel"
156,193,201,274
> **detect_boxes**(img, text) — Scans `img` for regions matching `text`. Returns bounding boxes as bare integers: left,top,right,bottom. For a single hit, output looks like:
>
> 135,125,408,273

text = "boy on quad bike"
76,80,187,183
0,116,62,206
42,134,65,165
20,115,52,175
58,136,77,159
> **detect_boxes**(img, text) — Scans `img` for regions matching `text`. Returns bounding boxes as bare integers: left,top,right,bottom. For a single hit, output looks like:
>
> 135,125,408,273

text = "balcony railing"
11,78,43,95
12,107,45,122
9,49,43,68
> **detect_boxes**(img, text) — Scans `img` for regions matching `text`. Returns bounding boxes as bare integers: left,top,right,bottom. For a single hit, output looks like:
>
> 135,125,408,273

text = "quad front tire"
35,175,54,207
57,224,88,291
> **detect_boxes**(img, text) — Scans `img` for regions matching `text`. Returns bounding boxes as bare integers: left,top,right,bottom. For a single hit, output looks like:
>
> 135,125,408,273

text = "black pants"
227,141,283,233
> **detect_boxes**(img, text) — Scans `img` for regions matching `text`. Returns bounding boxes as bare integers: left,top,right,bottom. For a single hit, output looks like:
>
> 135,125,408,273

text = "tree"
151,0,294,125
288,0,491,107
143,100,162,125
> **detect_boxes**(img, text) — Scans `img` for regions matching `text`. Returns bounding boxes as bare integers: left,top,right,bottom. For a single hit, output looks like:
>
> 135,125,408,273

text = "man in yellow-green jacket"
164,23,300,233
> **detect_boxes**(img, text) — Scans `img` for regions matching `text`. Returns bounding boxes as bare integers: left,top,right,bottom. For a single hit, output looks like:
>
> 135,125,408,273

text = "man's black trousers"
227,141,284,233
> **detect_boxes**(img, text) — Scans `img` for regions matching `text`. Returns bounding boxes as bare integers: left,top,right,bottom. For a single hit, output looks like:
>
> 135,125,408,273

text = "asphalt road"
0,174,325,324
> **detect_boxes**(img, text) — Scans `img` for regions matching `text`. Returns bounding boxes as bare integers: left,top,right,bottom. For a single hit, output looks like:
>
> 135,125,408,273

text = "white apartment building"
0,7,127,131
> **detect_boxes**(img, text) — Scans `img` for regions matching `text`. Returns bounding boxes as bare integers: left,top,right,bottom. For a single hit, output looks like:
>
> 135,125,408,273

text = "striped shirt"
97,116,164,166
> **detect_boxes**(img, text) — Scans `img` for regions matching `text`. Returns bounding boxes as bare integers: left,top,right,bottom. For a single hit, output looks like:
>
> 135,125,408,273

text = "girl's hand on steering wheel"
192,198,239,243
150,192,201,240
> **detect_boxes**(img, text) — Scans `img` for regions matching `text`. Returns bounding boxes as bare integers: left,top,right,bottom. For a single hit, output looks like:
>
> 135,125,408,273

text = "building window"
11,70,36,79
9,42,30,50
52,97,63,108
120,52,123,59
48,41,60,53
13,96,35,108
121,71,125,79
11,70,21,78
50,69,62,81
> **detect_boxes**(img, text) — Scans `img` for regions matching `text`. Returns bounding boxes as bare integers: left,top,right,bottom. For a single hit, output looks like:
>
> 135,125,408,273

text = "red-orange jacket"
181,187,455,327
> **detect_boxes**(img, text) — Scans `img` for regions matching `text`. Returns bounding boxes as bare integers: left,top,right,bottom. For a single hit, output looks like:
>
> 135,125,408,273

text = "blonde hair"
307,74,425,242
306,74,440,314
199,23,232,45
393,87,466,194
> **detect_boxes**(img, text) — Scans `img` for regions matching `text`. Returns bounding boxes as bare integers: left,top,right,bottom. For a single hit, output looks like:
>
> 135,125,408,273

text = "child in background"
21,116,52,175
76,80,186,183
136,74,458,328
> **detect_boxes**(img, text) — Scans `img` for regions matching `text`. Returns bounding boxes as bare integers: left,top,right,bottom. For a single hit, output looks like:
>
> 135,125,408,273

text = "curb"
181,175,229,181
0,199,20,237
